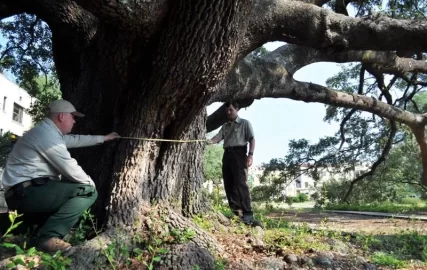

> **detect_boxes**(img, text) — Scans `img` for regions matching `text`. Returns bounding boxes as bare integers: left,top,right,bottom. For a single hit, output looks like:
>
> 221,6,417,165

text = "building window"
19,96,22,102
305,182,309,188
12,103,23,124
296,177,302,188
2,97,6,111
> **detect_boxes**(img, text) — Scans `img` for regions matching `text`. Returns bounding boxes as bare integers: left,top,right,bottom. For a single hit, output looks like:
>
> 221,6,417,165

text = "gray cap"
48,99,85,117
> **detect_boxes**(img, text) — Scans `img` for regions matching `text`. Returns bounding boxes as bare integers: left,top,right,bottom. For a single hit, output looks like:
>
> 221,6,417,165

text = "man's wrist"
248,152,253,156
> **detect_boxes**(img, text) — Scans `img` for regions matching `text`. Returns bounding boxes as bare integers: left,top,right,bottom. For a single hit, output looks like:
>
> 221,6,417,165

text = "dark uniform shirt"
213,116,254,148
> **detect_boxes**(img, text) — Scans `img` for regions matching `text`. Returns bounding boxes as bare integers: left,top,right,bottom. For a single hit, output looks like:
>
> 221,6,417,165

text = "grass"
254,203,427,269
259,216,427,268
351,228,427,267
371,252,407,268
193,214,215,231
262,224,331,253
325,200,427,214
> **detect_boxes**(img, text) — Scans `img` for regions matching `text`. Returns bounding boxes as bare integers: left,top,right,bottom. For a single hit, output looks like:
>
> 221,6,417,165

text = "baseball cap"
48,99,85,117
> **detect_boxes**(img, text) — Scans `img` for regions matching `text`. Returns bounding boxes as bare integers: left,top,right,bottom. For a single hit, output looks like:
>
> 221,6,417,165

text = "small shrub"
399,197,424,206
371,252,406,268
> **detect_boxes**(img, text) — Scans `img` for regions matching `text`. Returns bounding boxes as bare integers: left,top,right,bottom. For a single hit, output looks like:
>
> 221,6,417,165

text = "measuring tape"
120,137,208,143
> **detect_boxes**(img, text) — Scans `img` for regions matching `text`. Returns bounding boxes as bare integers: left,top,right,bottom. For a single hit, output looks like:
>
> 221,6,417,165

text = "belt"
224,146,246,152
5,177,49,199
5,181,32,198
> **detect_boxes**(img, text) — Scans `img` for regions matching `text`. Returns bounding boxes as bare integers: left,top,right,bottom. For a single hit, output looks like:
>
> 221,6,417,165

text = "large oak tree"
2,0,427,268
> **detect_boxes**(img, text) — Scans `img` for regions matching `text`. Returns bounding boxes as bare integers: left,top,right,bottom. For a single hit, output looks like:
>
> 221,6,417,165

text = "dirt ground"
267,210,427,234
2,209,427,269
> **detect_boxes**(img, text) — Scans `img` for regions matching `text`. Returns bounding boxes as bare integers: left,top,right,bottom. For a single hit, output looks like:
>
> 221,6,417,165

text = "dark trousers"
6,180,97,243
222,148,253,221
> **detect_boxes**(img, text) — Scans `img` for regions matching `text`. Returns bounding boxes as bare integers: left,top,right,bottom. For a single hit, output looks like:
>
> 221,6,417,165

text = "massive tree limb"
246,45,427,79
242,0,427,55
4,0,427,60
277,46,427,76
206,98,254,132
214,53,427,125
0,0,98,49
72,0,168,31
209,43,427,184
0,1,23,19
207,44,427,131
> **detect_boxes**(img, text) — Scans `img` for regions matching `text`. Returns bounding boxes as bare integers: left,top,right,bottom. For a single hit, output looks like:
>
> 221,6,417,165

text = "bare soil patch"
267,210,427,234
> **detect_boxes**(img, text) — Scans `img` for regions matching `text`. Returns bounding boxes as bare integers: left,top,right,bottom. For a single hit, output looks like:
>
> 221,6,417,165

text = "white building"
249,164,368,198
0,73,35,136
0,73,35,206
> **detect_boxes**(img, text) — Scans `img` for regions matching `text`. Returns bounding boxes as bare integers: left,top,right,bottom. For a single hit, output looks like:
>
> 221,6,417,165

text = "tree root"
0,205,228,269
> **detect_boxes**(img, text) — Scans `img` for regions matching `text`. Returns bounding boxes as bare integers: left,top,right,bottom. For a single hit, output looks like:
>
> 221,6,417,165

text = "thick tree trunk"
51,0,250,229
57,35,210,227
0,0,252,267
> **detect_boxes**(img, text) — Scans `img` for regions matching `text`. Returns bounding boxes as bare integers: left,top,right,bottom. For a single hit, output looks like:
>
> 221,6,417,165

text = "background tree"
26,76,61,123
0,16,60,123
203,144,224,206
0,132,13,169
203,145,223,184
2,0,427,267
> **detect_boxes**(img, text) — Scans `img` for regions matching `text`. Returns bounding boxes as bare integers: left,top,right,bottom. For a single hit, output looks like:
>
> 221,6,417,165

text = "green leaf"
52,250,62,258
26,247,37,256
15,246,24,254
158,248,168,254
152,256,161,262
8,213,15,223
13,257,25,265
6,262,15,269
133,248,143,255
10,221,23,231
1,243,17,249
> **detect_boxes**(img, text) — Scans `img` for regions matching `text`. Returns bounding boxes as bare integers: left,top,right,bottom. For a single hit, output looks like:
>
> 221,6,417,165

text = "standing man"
2,99,120,253
209,101,262,227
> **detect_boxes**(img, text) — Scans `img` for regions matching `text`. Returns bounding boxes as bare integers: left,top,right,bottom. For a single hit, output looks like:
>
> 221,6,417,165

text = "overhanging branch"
0,1,24,19
72,0,168,31
215,44,427,127
243,0,427,55
206,98,254,133
0,0,99,49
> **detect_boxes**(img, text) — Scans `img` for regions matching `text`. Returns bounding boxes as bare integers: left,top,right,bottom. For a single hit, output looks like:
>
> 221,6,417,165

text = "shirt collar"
43,117,63,136
228,116,242,124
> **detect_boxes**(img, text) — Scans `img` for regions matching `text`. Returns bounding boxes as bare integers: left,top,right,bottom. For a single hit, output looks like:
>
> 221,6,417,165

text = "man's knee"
84,187,98,205
71,185,97,209
91,189,98,201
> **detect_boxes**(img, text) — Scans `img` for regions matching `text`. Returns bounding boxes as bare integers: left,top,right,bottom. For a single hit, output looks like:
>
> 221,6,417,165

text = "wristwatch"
248,152,253,156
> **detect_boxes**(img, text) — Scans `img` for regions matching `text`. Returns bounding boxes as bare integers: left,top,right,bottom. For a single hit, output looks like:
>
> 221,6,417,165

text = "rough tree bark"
1,0,251,267
3,0,427,267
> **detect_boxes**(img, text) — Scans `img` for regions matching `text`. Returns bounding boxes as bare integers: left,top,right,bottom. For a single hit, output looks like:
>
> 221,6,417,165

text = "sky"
208,42,343,165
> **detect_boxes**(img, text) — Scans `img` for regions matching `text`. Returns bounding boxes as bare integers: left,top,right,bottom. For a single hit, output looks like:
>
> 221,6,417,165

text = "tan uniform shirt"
213,116,254,148
1,118,104,190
